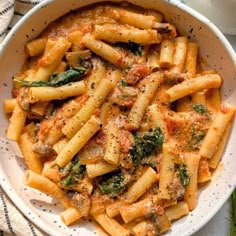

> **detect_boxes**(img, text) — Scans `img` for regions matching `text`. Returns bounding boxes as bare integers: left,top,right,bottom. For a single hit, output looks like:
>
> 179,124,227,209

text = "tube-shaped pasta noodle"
188,90,206,114
184,153,201,210
199,103,235,159
120,197,153,223
155,214,171,233
115,8,156,29
30,101,49,118
41,97,85,147
170,37,188,73
191,91,206,105
133,214,170,235
62,78,114,138
60,207,82,226
29,81,86,103
81,33,127,68
147,49,160,71
106,200,124,218
43,38,56,54
197,158,211,183
25,37,47,57
55,61,68,73
132,221,148,236
18,132,43,174
68,30,83,51
124,167,158,203
94,24,161,45
122,220,143,233
53,137,69,154
209,122,232,169
32,66,58,82
147,104,169,140
24,170,71,208
87,58,106,96
165,201,189,221
103,122,120,165
127,72,163,130
165,74,222,102
92,212,129,236
99,100,120,127
159,39,174,68
206,88,221,111
39,37,71,66
42,161,61,183
4,98,16,113
32,38,71,82
176,96,193,112
184,42,198,77
24,122,35,137
145,9,163,23
158,142,175,199
55,116,101,167
7,101,27,141
86,161,118,179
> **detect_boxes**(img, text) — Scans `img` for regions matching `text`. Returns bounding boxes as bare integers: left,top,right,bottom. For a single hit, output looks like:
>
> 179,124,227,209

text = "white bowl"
0,0,235,236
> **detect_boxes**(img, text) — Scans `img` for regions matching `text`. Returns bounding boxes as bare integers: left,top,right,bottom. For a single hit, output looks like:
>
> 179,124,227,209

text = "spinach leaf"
60,156,85,188
127,40,142,56
192,104,211,120
98,172,129,197
120,79,128,87
115,41,142,56
130,127,164,168
187,125,205,150
177,164,190,187
15,67,86,87
61,175,78,187
140,155,157,169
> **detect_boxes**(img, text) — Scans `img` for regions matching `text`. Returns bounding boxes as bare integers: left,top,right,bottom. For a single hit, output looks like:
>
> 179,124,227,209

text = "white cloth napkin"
0,1,46,235
0,0,14,43
0,186,46,236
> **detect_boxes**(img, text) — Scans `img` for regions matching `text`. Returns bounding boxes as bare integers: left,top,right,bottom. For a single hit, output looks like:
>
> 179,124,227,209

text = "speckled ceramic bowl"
0,0,235,236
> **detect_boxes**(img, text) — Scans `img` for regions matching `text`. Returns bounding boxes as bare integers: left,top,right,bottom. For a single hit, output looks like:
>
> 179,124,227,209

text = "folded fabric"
0,0,44,43
0,186,46,236
0,0,14,43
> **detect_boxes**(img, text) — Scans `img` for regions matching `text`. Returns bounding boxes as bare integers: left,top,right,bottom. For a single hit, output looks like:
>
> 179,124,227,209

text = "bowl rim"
0,0,235,236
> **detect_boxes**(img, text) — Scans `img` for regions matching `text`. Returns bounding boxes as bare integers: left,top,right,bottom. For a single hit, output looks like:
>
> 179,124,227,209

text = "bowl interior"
0,0,235,236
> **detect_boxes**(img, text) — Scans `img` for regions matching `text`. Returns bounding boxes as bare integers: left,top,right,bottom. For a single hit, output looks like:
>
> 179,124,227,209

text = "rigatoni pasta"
3,2,235,236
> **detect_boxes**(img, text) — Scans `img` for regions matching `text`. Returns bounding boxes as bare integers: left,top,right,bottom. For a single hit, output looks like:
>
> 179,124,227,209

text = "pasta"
18,130,43,174
55,115,102,167
6,100,27,141
165,74,222,102
93,24,161,44
4,2,235,236
62,78,115,138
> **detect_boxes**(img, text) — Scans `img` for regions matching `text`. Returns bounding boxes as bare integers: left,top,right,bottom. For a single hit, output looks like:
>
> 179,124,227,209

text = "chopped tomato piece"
125,63,149,85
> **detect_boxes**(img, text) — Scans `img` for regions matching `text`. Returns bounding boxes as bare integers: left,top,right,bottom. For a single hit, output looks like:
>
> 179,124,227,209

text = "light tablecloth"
0,1,234,236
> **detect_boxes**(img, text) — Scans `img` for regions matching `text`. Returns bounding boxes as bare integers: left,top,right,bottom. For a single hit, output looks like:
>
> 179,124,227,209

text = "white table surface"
191,35,236,236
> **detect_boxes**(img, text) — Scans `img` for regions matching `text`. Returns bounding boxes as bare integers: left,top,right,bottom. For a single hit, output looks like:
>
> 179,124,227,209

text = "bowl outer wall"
0,0,235,235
